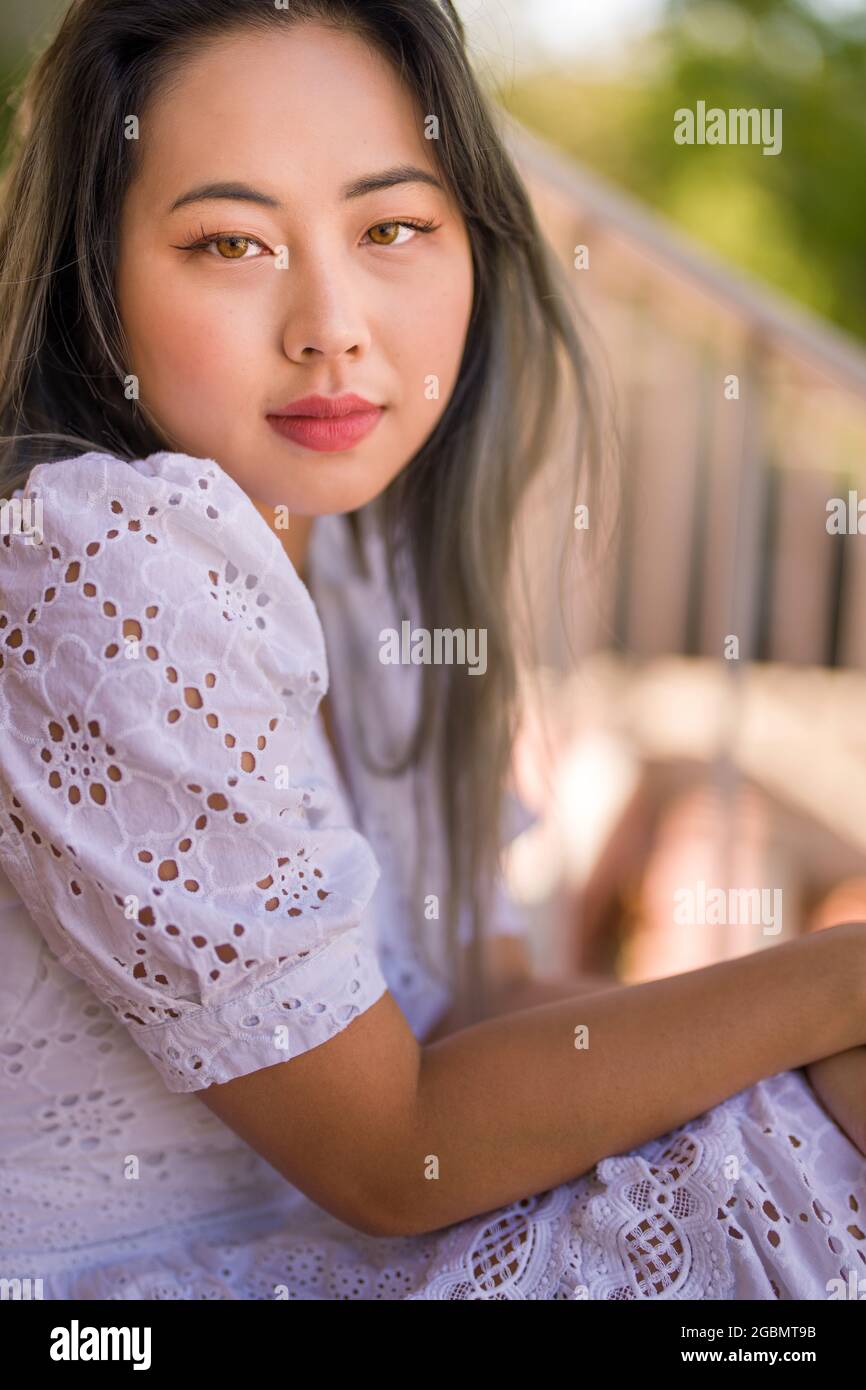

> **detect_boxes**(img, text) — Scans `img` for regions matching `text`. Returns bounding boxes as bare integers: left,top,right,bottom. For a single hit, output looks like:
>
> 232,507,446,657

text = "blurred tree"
501,0,866,343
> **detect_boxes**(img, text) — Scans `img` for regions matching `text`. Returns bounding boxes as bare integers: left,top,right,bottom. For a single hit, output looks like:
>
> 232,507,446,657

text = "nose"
279,252,372,365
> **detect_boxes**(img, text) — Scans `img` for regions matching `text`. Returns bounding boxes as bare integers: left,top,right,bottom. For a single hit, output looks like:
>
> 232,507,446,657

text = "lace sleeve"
0,450,388,1093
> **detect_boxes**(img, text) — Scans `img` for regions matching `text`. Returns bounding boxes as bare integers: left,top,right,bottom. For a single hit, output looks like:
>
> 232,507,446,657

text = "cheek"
407,261,473,394
389,273,472,459
119,262,260,407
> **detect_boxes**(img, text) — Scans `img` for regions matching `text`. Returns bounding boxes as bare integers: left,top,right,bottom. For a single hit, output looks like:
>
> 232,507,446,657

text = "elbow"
349,1204,408,1240
347,1141,430,1239
353,1165,447,1239
307,1059,427,1239
352,1200,428,1240
349,1169,422,1239
292,1151,421,1241
328,1183,415,1240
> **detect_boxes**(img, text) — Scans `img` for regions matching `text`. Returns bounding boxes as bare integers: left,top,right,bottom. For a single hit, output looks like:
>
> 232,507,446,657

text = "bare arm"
198,922,866,1239
423,968,618,1044
806,1047,866,1156
447,949,866,1160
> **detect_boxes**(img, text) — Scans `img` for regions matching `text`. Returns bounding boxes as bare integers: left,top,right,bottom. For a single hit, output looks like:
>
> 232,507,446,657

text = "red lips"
268,393,380,418
266,394,385,452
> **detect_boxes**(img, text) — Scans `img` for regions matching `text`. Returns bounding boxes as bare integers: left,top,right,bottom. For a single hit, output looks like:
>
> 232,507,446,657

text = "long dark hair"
0,0,608,1026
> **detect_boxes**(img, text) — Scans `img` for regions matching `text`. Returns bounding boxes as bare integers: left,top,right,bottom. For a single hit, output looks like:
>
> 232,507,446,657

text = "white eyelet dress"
0,451,863,1299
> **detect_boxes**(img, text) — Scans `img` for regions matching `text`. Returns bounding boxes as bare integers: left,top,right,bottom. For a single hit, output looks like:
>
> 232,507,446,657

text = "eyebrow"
167,163,445,214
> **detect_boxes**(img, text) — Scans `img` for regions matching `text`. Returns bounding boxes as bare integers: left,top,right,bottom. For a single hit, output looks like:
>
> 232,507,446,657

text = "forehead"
135,23,433,204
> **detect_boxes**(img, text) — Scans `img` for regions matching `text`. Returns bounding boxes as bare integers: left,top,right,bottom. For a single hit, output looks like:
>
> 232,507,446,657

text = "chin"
281,454,407,512
298,477,396,516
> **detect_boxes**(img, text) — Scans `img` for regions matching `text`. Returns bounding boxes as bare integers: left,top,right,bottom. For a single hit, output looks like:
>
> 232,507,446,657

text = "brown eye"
212,235,255,259
367,222,402,246
362,218,437,248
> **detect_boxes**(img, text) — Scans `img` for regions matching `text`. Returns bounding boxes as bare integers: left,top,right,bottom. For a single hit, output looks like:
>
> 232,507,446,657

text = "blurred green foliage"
500,0,866,344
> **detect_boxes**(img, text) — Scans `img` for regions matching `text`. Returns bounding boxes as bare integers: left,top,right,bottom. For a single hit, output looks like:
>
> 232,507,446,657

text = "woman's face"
116,22,474,519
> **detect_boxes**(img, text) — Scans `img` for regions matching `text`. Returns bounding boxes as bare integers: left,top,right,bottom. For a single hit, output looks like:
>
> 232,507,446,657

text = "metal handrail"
506,117,866,401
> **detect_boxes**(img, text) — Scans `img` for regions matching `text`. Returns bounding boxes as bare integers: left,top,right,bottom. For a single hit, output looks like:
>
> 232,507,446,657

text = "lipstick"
266,393,384,453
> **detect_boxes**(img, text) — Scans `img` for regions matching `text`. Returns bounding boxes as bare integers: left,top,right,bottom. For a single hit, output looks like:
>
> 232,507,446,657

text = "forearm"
423,968,617,1045
484,970,619,1017
382,925,865,1236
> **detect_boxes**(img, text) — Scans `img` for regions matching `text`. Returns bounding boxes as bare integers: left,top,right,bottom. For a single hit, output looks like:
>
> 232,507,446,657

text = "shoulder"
11,447,308,601
2,450,326,719
0,451,388,1093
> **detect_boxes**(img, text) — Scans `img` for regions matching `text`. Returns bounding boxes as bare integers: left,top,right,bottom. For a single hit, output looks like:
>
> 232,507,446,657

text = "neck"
251,500,315,586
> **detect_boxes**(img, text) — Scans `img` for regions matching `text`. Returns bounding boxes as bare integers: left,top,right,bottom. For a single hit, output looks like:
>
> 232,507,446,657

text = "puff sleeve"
0,450,389,1092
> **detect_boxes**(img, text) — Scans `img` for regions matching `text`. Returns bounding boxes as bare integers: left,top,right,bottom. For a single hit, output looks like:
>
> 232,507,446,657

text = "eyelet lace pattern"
0,452,863,1298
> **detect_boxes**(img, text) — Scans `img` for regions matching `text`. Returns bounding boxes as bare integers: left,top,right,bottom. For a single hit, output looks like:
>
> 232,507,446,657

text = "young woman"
0,0,864,1300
